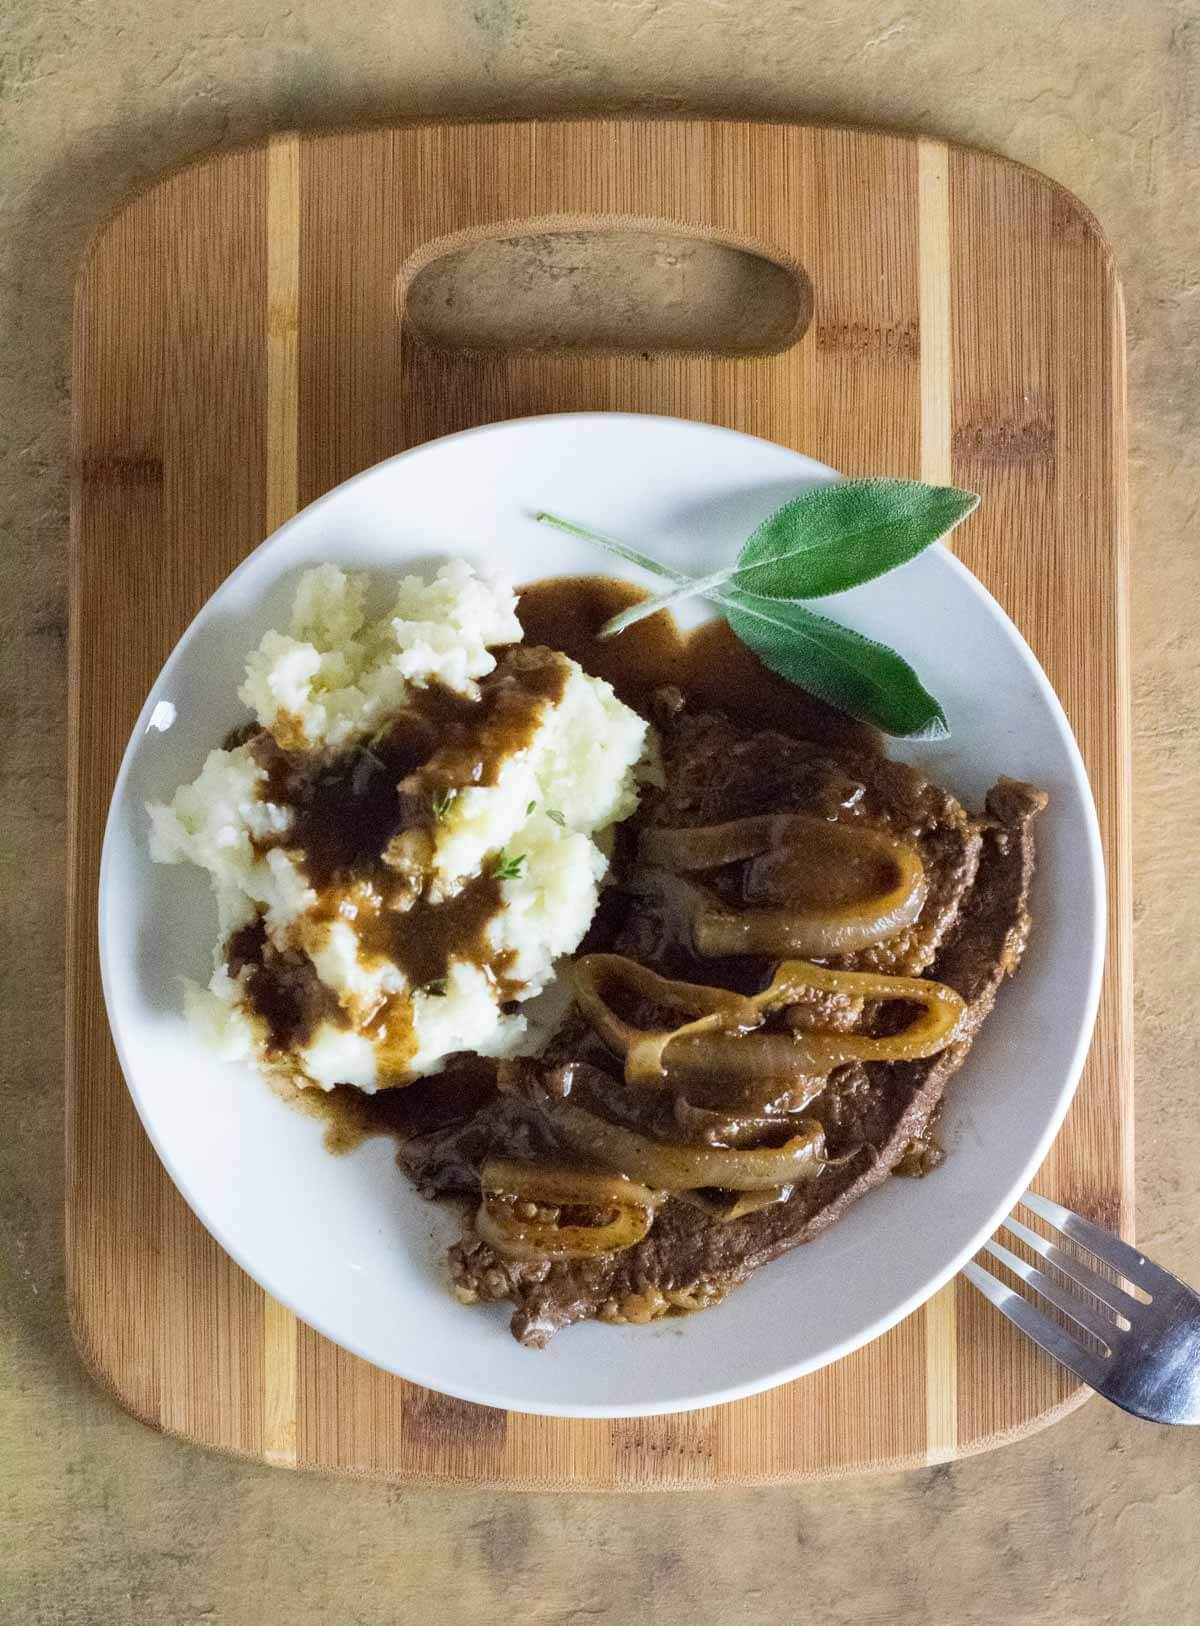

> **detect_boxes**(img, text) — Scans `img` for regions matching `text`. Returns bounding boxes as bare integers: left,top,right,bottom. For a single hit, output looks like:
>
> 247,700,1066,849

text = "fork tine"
1021,1191,1157,1291
1004,1215,1143,1318
983,1238,1118,1350
962,1261,1110,1389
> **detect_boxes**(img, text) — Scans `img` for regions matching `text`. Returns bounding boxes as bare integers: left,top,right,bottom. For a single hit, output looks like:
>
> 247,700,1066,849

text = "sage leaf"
723,589,949,739
733,479,979,600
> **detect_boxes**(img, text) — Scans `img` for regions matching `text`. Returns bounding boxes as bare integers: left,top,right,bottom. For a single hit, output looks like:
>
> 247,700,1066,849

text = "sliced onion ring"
548,1100,828,1190
635,814,928,959
573,953,966,1088
756,959,967,1066
476,1157,659,1261
672,1096,826,1148
475,1203,652,1262
693,877,926,959
573,954,762,1088
481,1157,660,1211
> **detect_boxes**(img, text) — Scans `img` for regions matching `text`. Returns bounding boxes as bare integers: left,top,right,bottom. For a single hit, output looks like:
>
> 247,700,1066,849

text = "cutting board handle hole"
397,220,811,357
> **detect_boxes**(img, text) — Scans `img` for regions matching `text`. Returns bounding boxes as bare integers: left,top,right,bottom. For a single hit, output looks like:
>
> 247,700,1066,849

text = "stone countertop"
3,2,1197,1622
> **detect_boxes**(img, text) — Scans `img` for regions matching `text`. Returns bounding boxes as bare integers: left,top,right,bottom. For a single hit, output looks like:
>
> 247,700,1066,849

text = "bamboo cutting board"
68,121,1130,1486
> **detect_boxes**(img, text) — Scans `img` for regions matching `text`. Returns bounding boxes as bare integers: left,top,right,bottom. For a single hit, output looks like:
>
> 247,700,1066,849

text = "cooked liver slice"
400,696,1047,1348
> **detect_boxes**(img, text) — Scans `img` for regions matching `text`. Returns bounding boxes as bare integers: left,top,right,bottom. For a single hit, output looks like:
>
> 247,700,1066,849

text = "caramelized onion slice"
643,1029,842,1086
672,1095,827,1148
477,1156,658,1261
636,814,928,959
573,954,761,1087
573,953,967,1088
693,882,926,959
757,960,967,1067
481,1157,660,1211
630,861,925,962
549,1101,828,1190
475,1203,652,1262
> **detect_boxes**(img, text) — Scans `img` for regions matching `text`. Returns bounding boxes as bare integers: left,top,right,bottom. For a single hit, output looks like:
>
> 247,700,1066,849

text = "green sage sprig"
538,479,978,737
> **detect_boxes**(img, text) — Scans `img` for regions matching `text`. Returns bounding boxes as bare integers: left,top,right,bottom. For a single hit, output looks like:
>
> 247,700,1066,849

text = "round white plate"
101,413,1104,1418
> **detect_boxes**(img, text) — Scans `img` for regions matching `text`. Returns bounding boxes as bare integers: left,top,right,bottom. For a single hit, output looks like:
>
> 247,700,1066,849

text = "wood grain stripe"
917,136,959,1465
265,133,301,533
918,138,953,486
261,132,301,1468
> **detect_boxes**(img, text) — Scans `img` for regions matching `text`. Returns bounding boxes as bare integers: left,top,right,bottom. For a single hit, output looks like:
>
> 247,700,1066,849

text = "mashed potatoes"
239,560,523,752
149,561,653,1091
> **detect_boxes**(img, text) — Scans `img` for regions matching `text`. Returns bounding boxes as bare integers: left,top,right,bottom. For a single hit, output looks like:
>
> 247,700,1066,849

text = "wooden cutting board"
67,120,1131,1487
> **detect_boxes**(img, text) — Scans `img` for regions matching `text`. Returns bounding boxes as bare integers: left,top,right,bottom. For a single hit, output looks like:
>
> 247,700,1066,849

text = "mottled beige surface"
3,1,1198,1621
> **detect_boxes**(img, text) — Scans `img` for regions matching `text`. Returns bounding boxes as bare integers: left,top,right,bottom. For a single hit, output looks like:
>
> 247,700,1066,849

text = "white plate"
100,413,1104,1418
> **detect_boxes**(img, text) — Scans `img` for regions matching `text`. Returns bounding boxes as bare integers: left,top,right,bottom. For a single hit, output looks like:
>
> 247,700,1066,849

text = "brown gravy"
270,574,869,1150
251,647,569,893
516,576,878,752
279,1055,501,1155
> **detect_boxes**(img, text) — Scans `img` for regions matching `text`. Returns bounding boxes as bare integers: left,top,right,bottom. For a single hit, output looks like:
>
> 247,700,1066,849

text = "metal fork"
963,1190,1200,1424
